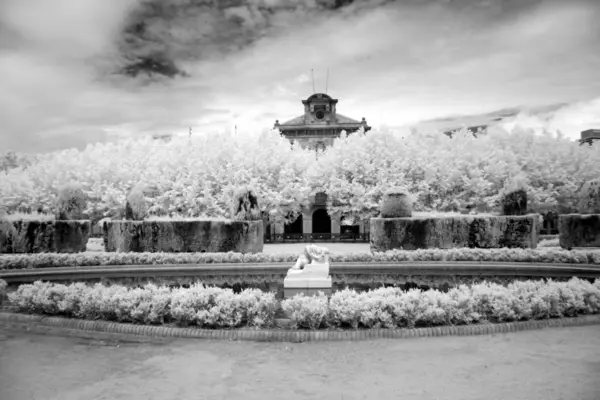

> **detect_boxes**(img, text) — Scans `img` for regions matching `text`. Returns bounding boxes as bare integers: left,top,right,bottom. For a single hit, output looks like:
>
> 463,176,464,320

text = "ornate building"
274,93,370,150
580,129,600,146
267,93,371,242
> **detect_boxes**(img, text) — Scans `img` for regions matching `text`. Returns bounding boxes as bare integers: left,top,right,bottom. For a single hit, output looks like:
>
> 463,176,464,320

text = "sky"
1,0,599,153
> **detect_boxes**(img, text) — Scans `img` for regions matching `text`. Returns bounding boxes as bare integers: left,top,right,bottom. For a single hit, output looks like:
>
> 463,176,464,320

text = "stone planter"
103,220,264,253
559,214,600,249
0,220,91,253
370,214,540,251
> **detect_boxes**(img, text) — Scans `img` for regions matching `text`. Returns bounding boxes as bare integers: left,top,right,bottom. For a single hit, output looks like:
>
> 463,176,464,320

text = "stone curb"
2,261,600,285
1,312,599,342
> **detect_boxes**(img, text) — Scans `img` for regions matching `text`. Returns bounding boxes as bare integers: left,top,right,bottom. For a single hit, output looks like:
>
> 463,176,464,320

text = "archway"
284,214,303,234
340,216,359,235
312,209,331,234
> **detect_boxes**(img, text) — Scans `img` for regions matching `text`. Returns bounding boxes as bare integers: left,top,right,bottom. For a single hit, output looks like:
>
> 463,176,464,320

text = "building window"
315,192,327,205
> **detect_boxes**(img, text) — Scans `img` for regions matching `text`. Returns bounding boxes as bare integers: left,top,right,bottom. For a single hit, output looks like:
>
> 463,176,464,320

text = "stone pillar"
331,212,341,235
303,211,312,235
274,222,284,234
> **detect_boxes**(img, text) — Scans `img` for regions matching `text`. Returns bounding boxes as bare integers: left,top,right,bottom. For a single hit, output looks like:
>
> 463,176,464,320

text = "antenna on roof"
311,69,315,93
325,67,329,94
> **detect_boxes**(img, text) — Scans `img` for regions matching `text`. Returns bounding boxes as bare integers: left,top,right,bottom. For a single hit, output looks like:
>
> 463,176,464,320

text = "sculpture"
284,244,332,289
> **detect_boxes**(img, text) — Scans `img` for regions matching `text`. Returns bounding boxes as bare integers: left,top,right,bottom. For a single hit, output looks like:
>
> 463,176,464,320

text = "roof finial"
311,68,315,93
325,67,329,94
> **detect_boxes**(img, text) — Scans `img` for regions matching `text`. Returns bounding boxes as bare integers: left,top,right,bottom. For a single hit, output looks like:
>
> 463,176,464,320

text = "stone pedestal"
283,244,333,299
283,287,332,299
284,264,332,290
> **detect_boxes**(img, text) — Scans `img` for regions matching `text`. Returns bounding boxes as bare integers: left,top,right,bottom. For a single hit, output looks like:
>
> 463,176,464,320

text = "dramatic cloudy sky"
1,0,599,153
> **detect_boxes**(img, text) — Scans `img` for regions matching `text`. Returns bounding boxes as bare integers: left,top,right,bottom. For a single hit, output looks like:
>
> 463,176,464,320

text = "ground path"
86,239,371,254
262,242,370,254
1,324,599,400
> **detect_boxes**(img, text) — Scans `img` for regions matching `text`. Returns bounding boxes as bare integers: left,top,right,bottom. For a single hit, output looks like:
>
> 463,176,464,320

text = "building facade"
274,93,370,150
267,93,371,242
580,129,600,146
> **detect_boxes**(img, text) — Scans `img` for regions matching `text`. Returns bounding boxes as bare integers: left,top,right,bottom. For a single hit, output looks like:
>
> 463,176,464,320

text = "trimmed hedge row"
5,278,600,330
1,247,600,270
7,281,277,329
0,279,6,302
282,278,600,329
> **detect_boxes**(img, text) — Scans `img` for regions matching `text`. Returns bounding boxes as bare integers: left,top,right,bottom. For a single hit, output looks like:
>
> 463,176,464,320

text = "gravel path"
1,324,599,400
86,238,371,254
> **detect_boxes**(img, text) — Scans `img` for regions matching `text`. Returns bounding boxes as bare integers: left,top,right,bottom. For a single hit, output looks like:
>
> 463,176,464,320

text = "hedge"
6,278,600,330
0,279,6,301
7,281,277,329
1,247,599,270
282,278,600,329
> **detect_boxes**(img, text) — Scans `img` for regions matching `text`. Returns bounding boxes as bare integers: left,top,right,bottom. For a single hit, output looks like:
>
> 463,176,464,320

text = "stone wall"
370,214,540,251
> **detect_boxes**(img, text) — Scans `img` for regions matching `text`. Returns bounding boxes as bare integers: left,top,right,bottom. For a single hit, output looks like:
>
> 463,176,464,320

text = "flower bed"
1,247,599,270
4,277,600,331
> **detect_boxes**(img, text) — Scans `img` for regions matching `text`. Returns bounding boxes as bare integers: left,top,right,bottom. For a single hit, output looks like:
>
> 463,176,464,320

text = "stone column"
274,222,284,235
303,211,312,237
331,212,341,235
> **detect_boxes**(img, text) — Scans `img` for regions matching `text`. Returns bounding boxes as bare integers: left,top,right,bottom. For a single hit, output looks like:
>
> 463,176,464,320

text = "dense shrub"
501,189,527,216
125,184,148,220
5,278,600,330
1,247,599,270
577,179,600,214
1,127,599,223
281,292,329,329
380,187,413,218
8,281,278,329
55,183,87,220
231,186,261,221
0,279,7,302
288,278,600,329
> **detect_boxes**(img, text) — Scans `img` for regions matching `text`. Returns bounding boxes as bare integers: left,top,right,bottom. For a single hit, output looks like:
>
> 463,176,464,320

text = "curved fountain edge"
1,311,599,342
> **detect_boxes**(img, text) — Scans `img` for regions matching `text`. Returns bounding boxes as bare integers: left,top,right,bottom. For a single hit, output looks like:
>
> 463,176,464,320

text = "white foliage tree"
0,125,598,222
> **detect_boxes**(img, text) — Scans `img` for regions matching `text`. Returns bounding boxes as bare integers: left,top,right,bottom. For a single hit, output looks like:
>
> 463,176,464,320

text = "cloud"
1,0,599,153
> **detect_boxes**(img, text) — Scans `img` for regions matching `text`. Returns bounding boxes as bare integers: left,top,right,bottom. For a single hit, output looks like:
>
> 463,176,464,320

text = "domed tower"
274,93,370,149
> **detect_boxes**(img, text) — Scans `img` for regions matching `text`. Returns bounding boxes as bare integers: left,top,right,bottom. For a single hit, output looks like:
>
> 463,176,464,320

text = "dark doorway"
312,209,331,233
341,225,359,235
284,214,303,234
340,216,359,235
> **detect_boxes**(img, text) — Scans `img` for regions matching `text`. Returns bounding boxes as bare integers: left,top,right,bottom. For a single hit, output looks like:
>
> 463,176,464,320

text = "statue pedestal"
283,263,332,299
283,287,332,299
283,244,333,299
